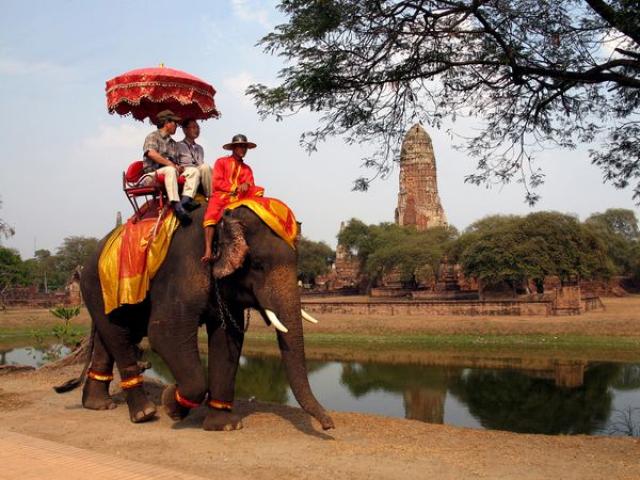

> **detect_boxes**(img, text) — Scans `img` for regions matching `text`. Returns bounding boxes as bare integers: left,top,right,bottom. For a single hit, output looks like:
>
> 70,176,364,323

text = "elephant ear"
213,216,249,278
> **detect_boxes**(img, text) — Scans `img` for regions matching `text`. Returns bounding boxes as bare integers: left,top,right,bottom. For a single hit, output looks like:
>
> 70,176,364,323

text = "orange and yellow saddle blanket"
99,196,297,314
209,196,298,248
99,209,179,314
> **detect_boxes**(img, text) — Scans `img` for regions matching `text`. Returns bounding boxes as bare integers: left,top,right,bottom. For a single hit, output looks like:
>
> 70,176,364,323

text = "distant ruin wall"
302,289,602,317
302,300,553,316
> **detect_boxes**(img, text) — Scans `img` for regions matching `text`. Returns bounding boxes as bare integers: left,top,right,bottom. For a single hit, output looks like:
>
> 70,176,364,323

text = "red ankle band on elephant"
120,375,144,390
87,370,114,382
175,389,201,409
208,399,233,411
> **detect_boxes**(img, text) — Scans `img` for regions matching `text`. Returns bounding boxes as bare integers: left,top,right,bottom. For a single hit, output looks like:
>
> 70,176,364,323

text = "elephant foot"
203,409,243,431
124,386,156,423
161,384,191,421
82,378,117,411
317,412,335,430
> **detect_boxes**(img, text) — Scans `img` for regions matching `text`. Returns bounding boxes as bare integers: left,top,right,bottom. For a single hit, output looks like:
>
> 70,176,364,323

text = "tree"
54,236,99,284
586,208,640,241
0,197,14,242
585,208,640,274
0,247,29,287
250,1,640,202
297,236,335,283
456,211,614,289
338,218,458,287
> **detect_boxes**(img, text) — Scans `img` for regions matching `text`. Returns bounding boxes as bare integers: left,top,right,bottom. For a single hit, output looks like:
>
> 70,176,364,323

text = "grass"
3,297,640,361
243,331,640,352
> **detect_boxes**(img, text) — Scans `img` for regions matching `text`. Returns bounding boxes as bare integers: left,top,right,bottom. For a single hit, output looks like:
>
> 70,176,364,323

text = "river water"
2,344,639,437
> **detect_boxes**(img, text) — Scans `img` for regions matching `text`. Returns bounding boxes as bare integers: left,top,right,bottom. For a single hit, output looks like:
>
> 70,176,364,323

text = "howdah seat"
122,160,186,216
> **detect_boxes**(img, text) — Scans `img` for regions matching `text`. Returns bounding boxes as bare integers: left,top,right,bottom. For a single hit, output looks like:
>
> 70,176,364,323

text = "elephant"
63,206,334,431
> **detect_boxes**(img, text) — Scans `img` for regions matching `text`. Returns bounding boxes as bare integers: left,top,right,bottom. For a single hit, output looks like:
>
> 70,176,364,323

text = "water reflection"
0,343,71,368
448,364,616,435
2,344,639,437
341,363,454,423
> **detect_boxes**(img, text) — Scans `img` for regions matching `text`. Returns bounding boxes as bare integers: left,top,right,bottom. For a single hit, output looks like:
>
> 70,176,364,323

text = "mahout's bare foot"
203,409,243,431
124,386,156,423
161,384,191,421
82,378,117,411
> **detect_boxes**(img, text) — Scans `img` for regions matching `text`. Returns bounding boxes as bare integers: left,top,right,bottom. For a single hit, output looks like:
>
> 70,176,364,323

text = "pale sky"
1,0,638,259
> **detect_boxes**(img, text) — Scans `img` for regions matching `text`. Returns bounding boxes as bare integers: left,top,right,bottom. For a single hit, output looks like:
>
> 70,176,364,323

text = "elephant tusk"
265,309,288,333
301,309,318,324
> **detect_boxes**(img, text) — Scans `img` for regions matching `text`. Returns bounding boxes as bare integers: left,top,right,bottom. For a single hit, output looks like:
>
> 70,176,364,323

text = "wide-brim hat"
223,133,257,150
156,109,182,123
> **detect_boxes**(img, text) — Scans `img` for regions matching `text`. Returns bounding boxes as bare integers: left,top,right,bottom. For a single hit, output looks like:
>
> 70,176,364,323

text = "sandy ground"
0,364,639,480
2,296,640,478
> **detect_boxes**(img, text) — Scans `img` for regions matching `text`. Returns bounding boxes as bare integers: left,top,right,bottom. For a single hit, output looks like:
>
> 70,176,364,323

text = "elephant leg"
203,307,245,431
150,316,207,422
82,331,117,410
94,309,156,423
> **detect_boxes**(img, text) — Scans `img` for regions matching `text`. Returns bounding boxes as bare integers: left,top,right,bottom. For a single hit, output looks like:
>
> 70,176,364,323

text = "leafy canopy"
585,208,640,275
338,218,458,283
455,211,615,286
250,0,640,202
297,236,335,282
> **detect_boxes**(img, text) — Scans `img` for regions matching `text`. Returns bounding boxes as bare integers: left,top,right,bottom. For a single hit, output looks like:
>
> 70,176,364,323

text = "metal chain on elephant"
213,278,243,332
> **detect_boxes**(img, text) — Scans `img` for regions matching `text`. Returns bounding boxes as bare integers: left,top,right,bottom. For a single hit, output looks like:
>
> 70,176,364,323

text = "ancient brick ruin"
326,123,450,290
395,124,447,230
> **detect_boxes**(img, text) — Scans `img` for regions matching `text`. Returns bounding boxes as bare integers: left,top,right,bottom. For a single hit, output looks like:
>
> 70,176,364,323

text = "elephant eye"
251,259,264,271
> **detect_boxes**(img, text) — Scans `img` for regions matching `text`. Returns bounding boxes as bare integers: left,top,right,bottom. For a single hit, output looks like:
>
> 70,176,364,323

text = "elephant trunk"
266,267,334,430
277,304,335,430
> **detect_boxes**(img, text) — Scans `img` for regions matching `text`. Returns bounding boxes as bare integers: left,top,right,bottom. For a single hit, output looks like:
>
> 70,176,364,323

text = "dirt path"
1,364,639,480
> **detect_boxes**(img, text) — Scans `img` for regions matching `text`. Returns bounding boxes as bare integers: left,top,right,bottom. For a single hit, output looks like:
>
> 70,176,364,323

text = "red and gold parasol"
106,66,220,122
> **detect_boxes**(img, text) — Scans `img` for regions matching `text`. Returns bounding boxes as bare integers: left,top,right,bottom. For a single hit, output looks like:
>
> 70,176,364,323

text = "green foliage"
50,305,81,322
455,211,615,288
251,1,640,202
297,236,334,283
49,305,82,346
54,236,99,277
0,246,30,287
338,218,458,285
585,209,640,275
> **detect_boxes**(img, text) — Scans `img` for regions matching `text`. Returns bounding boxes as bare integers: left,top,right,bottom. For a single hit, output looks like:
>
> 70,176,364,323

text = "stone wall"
302,287,602,316
302,299,554,316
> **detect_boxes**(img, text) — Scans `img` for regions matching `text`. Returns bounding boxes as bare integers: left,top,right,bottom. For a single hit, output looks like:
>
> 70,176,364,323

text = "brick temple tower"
395,124,447,230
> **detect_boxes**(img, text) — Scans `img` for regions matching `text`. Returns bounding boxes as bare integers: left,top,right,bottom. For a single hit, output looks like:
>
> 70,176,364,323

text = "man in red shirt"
201,134,264,262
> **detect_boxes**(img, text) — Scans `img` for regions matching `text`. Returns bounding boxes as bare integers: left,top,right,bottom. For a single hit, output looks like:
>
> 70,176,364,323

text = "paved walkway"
0,431,208,480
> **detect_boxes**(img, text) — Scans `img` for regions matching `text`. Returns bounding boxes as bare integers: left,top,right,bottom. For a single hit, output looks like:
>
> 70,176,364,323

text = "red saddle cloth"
99,206,180,314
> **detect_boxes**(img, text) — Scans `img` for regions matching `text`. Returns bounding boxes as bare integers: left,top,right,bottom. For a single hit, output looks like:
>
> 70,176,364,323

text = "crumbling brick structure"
395,124,447,230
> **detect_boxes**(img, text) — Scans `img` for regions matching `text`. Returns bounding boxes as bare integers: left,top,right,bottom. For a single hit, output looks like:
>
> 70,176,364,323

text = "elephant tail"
53,321,96,393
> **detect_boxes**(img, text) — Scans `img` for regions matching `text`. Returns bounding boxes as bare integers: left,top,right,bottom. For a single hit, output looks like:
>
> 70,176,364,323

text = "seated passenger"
175,119,211,199
201,134,263,263
142,110,199,225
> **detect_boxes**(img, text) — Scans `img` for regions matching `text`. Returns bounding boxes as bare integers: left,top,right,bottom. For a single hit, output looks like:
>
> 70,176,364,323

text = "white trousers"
156,166,198,203
187,163,211,198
